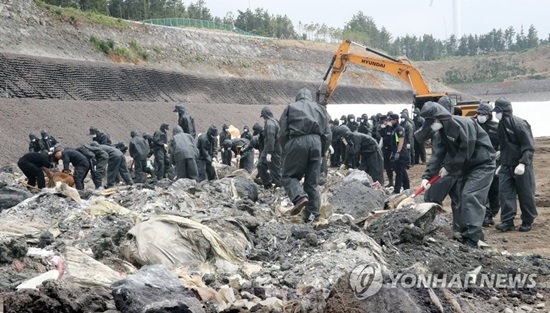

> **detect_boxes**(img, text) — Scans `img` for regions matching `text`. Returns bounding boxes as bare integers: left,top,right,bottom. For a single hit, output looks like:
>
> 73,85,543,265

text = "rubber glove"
329,145,334,154
495,165,501,175
439,167,449,177
421,179,431,190
514,163,525,175
495,150,501,161
266,154,272,162
406,143,411,149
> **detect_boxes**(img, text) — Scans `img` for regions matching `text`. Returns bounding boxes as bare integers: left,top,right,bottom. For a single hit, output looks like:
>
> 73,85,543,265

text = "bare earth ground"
408,136,550,258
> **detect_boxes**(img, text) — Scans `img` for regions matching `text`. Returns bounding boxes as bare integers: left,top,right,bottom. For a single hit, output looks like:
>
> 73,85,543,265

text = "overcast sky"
204,0,548,40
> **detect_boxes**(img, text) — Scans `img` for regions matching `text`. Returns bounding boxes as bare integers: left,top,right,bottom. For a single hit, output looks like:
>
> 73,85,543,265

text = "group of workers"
17,89,536,246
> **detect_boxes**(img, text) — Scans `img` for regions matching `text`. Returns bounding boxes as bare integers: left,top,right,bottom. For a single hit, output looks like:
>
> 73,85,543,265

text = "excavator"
316,39,479,116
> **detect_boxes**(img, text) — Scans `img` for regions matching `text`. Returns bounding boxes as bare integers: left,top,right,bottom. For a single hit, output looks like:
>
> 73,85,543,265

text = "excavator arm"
317,39,446,110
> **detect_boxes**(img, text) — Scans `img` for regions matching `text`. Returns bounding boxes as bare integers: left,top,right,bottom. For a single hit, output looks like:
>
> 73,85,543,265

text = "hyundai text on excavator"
316,39,479,116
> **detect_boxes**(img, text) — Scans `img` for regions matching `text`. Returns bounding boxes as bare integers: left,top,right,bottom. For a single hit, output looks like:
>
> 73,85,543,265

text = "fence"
141,18,260,37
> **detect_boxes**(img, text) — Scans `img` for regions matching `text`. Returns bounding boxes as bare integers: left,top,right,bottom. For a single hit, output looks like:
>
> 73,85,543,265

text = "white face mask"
92,134,97,138
477,115,487,124
350,118,355,123
44,136,48,139
431,122,443,131
31,139,36,142
495,113,503,120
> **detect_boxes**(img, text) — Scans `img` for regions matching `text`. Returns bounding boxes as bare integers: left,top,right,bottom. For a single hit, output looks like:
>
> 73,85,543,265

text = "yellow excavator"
316,39,478,116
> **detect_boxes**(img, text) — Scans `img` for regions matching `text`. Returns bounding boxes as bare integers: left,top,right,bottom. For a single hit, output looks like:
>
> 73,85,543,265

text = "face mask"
431,122,443,131
176,112,180,116
380,124,386,129
350,119,355,123
477,115,487,124
44,136,48,139
400,118,405,123
413,113,418,117
92,134,97,138
495,113,503,120
31,139,36,142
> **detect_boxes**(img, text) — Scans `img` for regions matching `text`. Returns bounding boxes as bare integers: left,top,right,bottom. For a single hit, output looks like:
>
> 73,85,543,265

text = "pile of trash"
0,166,548,313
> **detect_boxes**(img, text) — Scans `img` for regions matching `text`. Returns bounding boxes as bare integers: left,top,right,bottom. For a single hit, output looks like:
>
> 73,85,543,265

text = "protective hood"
40,130,49,138
207,124,218,137
222,139,232,149
437,96,454,114
29,133,37,140
401,108,409,115
222,124,228,131
252,123,263,132
336,125,352,138
347,114,355,121
361,113,368,120
160,123,169,132
173,125,184,136
476,102,493,115
494,97,512,114
89,141,99,147
174,104,185,113
420,101,452,121
295,88,313,102
413,108,420,115
130,130,138,138
89,127,98,135
333,118,340,126
260,106,274,118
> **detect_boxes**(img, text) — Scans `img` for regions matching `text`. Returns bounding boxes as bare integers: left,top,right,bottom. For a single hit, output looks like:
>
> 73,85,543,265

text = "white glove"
212,157,218,164
339,164,346,170
514,163,525,176
266,154,272,162
236,155,241,160
439,167,449,178
378,138,383,149
495,150,501,161
421,179,431,190
329,145,334,154
406,143,411,149
342,138,348,145
495,165,501,175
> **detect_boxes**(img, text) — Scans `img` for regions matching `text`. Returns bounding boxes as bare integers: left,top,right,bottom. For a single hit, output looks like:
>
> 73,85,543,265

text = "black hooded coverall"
412,108,426,164
129,132,150,183
279,88,332,222
258,106,282,188
153,126,170,180
83,143,109,189
342,129,385,185
197,125,218,182
97,144,133,188
400,113,415,167
494,98,537,227
61,149,90,190
171,126,199,181
476,103,501,221
231,137,254,173
18,152,50,189
420,102,496,243
380,122,394,186
93,132,112,146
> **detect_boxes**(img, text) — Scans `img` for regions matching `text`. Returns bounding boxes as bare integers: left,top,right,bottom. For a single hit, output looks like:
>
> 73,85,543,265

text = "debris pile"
0,166,548,313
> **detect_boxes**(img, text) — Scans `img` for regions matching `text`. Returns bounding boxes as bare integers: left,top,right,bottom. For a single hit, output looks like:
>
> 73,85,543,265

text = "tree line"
41,0,548,61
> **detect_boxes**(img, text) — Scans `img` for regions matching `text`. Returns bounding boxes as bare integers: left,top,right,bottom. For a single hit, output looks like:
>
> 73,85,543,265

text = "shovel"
410,174,441,198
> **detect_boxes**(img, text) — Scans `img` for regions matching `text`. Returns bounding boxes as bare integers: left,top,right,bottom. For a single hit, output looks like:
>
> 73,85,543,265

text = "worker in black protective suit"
400,110,415,167
492,98,536,232
258,106,282,188
346,114,359,132
92,142,133,188
330,119,342,167
80,142,109,189
53,148,90,190
358,113,372,136
379,115,394,187
240,125,252,141
89,127,112,146
152,123,170,180
230,137,254,173
412,108,426,164
18,152,53,189
474,103,501,227
28,133,43,153
372,113,382,142
219,124,232,160
174,103,197,138
170,126,199,181
415,96,462,215
221,139,233,166
129,130,150,183
388,114,410,194
419,101,495,247
39,130,59,154
279,88,332,223
197,125,219,182
338,126,384,185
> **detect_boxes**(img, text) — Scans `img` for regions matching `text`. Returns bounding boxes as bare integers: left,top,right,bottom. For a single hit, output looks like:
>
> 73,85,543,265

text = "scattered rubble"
0,165,548,313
